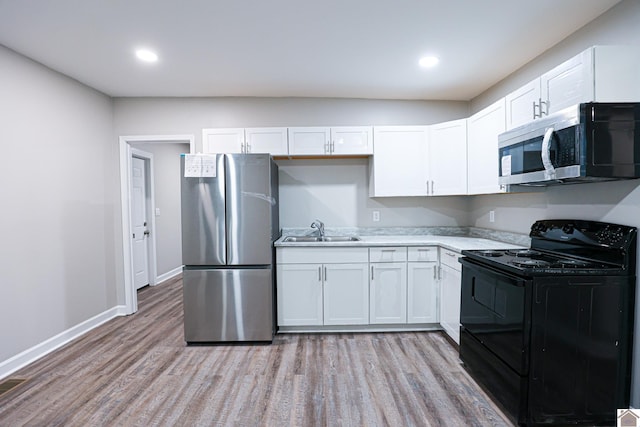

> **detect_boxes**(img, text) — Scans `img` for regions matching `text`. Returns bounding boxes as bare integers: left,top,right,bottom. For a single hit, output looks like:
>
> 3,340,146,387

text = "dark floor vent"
0,378,27,397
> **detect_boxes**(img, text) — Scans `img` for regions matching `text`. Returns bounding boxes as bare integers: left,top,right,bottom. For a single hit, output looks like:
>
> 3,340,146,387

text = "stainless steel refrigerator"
180,153,279,343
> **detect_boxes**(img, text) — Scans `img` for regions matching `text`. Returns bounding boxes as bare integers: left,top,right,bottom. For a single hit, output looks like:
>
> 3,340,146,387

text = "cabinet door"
541,48,593,115
276,264,323,326
244,127,288,156
429,119,467,195
370,262,407,324
407,262,439,323
331,126,373,155
440,263,462,344
370,126,429,197
505,78,541,130
288,127,331,156
202,128,245,154
323,263,369,325
467,99,506,195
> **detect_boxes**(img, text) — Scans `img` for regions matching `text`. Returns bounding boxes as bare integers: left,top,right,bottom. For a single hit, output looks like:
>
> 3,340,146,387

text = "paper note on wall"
184,154,216,177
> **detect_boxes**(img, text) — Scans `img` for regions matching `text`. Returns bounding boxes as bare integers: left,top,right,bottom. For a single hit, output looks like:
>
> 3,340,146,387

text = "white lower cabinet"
276,263,323,326
370,262,407,324
407,247,439,323
439,249,462,344
407,262,439,323
276,245,455,332
276,247,369,327
323,263,369,325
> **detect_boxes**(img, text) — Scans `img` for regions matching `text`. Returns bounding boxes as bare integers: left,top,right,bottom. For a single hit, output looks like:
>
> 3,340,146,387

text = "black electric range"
459,219,637,427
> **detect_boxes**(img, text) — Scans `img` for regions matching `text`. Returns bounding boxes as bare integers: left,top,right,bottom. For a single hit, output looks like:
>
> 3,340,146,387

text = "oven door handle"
541,127,556,180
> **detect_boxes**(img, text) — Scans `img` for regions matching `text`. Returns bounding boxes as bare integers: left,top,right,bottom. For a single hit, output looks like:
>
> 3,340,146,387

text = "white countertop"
275,234,523,252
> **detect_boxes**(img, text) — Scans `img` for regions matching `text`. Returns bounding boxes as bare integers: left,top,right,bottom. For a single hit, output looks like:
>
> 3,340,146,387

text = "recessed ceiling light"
419,56,439,68
135,49,158,63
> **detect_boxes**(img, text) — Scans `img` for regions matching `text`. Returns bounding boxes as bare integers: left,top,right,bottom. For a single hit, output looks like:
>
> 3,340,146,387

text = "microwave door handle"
541,127,556,180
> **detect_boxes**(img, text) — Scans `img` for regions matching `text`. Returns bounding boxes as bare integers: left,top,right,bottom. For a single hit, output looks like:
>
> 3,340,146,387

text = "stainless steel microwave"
498,103,640,186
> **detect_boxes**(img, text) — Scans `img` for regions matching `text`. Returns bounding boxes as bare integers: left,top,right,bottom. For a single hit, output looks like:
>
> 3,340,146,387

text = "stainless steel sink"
322,236,361,242
283,236,360,243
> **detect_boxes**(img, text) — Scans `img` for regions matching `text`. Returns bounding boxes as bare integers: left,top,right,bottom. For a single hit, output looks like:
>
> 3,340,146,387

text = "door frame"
119,134,195,315
131,148,156,291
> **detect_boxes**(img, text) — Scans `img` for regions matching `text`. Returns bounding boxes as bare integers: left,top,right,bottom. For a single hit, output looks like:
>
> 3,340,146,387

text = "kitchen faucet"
310,219,325,238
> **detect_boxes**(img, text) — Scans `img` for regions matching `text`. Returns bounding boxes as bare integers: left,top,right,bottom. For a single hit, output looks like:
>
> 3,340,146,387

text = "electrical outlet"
489,210,495,223
372,211,380,222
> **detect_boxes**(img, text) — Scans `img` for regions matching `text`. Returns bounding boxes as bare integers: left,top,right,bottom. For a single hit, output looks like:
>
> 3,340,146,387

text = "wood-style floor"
0,276,513,426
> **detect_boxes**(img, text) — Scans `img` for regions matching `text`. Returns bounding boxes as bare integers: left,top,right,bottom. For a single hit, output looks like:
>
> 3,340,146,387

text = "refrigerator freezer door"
225,154,276,265
181,154,227,266
183,268,274,342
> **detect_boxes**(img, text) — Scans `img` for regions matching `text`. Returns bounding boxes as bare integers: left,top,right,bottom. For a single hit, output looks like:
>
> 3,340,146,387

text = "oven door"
460,258,531,375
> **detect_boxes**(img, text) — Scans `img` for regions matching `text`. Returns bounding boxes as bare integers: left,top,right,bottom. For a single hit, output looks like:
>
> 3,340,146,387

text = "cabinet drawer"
369,247,407,263
440,249,462,271
277,247,368,264
408,247,438,262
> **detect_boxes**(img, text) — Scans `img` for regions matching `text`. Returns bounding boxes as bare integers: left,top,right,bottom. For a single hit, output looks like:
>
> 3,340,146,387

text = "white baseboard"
155,266,182,285
0,305,127,380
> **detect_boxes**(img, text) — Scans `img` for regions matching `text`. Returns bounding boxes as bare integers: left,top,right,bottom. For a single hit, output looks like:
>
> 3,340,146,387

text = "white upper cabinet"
244,127,289,155
370,123,467,197
505,45,640,130
540,48,593,115
429,119,468,195
467,98,507,195
288,127,331,155
202,128,245,154
330,127,373,155
203,127,288,155
288,126,372,156
369,126,429,197
505,79,541,130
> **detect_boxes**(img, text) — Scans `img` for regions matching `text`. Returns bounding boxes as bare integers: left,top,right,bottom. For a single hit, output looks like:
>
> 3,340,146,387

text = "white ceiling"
0,0,622,100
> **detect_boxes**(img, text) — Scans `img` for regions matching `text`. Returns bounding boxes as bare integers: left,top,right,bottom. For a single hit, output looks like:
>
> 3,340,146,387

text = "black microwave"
498,103,640,186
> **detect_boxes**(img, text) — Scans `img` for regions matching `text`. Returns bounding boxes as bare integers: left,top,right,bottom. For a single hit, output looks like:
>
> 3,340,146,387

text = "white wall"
471,0,640,113
468,0,640,406
114,97,470,228
278,158,469,228
0,45,117,363
132,143,188,277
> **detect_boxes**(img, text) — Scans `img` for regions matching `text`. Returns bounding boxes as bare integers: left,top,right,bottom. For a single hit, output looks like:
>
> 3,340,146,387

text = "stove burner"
552,258,594,268
477,250,503,257
511,259,552,268
507,249,543,258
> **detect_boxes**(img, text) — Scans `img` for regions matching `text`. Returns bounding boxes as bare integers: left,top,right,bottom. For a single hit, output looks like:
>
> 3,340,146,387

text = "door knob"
144,230,150,236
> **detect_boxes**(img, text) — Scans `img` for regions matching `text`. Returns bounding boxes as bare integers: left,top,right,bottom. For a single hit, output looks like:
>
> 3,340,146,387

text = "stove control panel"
530,219,636,250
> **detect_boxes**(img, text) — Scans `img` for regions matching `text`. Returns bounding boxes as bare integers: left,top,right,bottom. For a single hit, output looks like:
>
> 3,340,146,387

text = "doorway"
131,149,153,290
119,135,195,314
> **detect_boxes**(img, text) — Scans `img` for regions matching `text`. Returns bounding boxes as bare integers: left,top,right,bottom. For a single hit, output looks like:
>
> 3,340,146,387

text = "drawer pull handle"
371,265,374,280
318,266,322,281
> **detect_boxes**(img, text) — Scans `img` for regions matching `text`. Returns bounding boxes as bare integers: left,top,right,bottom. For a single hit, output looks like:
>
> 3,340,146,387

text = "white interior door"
131,156,150,289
